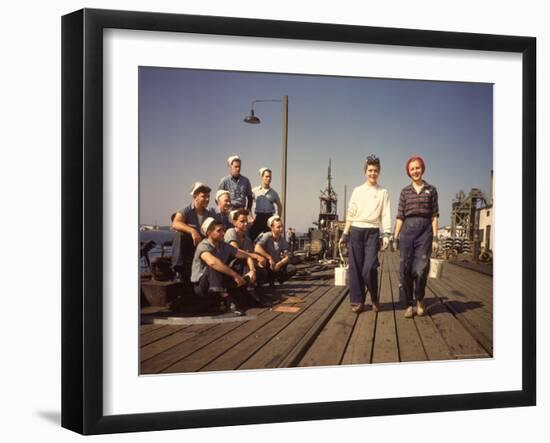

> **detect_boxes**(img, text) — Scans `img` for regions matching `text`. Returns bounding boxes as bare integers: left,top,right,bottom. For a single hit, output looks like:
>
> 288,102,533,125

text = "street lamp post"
244,96,289,228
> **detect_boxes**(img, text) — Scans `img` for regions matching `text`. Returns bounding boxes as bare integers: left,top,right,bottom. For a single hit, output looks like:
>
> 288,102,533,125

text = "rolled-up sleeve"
431,187,439,218
396,190,406,220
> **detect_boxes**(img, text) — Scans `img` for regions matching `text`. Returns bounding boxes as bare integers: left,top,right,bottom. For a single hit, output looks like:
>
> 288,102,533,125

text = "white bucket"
334,265,348,286
335,242,348,286
429,258,444,279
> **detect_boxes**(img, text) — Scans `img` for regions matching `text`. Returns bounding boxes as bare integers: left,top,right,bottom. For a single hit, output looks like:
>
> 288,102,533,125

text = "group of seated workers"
171,180,296,316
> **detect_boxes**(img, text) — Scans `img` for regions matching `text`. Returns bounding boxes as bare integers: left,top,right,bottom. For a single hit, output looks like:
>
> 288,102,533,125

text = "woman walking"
340,155,391,314
394,156,439,318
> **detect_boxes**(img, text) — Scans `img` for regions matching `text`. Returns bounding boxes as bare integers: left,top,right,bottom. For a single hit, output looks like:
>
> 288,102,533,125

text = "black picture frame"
61,8,536,435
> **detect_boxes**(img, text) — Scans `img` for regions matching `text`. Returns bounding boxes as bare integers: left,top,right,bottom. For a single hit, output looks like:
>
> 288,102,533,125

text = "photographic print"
138,67,494,375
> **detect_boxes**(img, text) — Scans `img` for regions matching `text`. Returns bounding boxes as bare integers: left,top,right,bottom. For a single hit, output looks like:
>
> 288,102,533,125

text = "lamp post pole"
244,95,289,228
281,95,288,228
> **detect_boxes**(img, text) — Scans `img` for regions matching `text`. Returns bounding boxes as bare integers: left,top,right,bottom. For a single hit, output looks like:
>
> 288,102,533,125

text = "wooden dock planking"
202,284,335,372
340,260,383,366
241,285,346,369
427,278,493,354
340,304,376,365
140,324,217,362
140,317,258,374
432,268,493,308
423,285,490,359
140,323,167,334
162,308,282,373
371,255,400,364
297,287,358,368
140,325,189,347
139,251,492,373
387,267,428,362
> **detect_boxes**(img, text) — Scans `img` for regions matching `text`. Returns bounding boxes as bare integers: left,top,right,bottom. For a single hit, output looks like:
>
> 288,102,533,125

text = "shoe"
351,303,363,314
416,300,425,317
372,302,380,313
404,306,414,318
249,289,272,308
227,302,244,316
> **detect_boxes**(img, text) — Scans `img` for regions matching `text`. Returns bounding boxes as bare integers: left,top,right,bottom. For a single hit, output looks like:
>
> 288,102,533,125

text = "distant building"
477,206,493,251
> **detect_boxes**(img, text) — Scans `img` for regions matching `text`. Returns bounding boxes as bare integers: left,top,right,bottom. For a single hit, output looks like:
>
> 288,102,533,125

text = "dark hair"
364,154,381,173
193,185,211,197
207,221,224,235
231,208,249,220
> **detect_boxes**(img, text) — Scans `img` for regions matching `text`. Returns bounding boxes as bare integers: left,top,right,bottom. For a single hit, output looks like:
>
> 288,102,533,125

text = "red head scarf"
405,156,426,177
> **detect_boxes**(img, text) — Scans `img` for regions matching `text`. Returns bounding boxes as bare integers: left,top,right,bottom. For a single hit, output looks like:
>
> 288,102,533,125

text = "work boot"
416,300,425,317
404,306,414,318
224,296,244,316
249,288,272,308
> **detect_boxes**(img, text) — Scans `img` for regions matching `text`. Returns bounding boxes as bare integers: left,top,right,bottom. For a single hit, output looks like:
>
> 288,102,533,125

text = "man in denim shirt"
218,155,253,211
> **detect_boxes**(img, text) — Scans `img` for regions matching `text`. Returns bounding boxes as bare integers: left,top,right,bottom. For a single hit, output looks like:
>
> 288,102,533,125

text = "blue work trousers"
398,217,433,306
348,227,380,304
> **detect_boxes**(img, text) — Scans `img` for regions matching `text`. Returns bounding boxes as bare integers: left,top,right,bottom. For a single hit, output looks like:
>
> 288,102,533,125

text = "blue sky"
139,67,492,232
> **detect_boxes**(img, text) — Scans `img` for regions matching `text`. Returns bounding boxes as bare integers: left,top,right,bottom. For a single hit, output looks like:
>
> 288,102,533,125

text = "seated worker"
250,167,282,242
190,217,252,316
171,182,216,287
225,209,271,306
254,215,297,285
214,189,233,230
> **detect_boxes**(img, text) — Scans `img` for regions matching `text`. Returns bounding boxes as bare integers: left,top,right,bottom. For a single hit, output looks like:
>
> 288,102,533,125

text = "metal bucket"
334,243,348,286
429,258,444,279
334,265,348,286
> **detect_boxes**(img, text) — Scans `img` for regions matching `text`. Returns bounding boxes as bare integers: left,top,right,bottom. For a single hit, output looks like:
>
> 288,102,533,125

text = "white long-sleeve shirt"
346,183,391,233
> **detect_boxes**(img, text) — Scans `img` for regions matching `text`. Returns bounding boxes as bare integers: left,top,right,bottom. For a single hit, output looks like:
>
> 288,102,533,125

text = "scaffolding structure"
450,188,488,240
318,159,338,229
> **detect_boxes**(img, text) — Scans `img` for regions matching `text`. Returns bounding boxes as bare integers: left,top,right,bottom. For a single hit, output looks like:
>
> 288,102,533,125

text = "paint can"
429,258,444,279
334,243,348,286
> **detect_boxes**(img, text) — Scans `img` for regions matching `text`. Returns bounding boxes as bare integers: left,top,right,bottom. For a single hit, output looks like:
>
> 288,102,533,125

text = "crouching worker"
190,217,252,316
225,209,271,306
254,215,297,285
171,182,216,289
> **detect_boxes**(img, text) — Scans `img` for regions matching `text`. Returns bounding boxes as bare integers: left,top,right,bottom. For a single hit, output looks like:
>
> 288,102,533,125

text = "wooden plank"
427,279,493,355
162,309,284,373
140,324,216,362
276,287,349,368
200,284,335,372
140,320,249,374
428,276,493,318
371,255,399,364
436,267,493,304
388,269,427,362
242,285,346,369
297,288,357,367
423,285,490,359
340,303,376,365
140,325,189,347
140,324,167,335
389,252,453,361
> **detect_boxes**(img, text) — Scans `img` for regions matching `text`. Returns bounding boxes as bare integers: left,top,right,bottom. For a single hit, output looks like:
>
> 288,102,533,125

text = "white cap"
189,181,210,196
215,189,230,202
267,215,281,228
259,167,269,176
227,155,240,166
229,209,239,220
200,217,217,236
